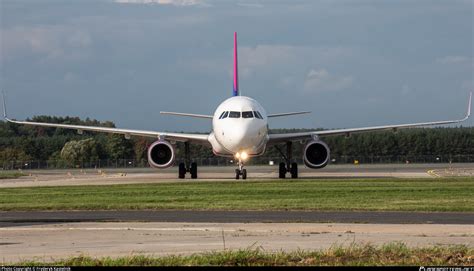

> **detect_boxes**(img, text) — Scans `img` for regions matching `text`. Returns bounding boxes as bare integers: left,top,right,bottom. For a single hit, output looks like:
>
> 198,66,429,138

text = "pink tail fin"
233,32,239,96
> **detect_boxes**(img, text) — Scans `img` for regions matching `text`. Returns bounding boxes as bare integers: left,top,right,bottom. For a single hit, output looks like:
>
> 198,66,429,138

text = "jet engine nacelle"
147,140,175,168
303,140,330,169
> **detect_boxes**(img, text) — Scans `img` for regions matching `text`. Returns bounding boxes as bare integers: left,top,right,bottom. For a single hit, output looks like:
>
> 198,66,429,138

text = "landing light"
234,151,249,161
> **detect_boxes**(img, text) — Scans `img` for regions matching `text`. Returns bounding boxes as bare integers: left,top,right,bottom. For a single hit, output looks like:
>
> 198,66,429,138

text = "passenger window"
229,111,241,118
242,111,254,118
254,111,263,119
222,111,229,119
218,112,226,119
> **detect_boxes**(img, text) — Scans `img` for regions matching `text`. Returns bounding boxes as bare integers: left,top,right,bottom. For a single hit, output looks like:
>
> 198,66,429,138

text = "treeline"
1,116,473,165
268,127,473,159
0,116,142,164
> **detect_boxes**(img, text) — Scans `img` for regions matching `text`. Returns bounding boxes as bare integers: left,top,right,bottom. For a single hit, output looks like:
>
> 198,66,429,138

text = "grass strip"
0,171,26,179
12,243,473,266
0,178,473,211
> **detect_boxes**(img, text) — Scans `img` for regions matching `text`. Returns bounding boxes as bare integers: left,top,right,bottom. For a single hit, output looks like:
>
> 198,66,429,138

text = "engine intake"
147,140,175,168
303,140,330,169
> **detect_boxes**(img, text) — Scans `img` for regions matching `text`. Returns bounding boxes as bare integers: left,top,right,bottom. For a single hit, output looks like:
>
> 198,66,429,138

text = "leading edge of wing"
269,92,472,143
1,90,208,143
4,118,209,143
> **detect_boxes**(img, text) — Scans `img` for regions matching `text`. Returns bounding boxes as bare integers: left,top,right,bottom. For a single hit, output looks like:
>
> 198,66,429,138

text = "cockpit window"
254,111,263,119
228,111,241,118
242,111,254,118
219,111,229,119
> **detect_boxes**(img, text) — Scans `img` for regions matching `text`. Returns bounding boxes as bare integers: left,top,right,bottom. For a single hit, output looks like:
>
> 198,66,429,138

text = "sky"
1,0,473,132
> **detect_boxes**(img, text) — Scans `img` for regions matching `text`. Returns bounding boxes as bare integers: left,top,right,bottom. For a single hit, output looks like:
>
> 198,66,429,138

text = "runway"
1,222,473,263
1,210,474,226
1,163,472,188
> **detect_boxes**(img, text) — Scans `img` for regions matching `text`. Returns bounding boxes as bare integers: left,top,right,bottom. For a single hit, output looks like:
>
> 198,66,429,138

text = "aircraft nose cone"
226,124,260,151
231,128,248,146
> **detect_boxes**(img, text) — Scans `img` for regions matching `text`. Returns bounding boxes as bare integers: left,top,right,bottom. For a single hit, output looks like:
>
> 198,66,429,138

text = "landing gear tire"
190,162,198,179
235,158,247,180
279,162,286,179
242,169,247,180
178,163,186,179
235,169,247,180
290,162,298,179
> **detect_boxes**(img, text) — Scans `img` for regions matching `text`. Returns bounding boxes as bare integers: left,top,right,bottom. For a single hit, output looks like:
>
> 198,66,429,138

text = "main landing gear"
178,142,198,179
275,142,298,179
235,159,247,180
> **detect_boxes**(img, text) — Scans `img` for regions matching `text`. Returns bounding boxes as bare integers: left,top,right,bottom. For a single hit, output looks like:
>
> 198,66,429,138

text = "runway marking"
427,168,474,178
427,170,441,178
0,227,241,232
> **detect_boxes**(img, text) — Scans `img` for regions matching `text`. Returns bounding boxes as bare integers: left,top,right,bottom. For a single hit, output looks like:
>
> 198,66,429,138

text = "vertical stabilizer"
233,32,239,96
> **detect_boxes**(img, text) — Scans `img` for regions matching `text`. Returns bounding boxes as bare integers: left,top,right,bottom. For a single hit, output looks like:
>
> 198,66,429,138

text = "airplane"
2,32,472,179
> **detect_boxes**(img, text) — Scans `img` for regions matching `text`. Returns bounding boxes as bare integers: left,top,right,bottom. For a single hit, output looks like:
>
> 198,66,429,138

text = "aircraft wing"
2,91,210,145
4,117,210,144
268,92,472,145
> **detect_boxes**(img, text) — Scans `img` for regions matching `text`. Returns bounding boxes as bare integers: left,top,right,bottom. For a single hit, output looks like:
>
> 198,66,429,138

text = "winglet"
1,90,7,119
467,91,472,119
233,32,239,97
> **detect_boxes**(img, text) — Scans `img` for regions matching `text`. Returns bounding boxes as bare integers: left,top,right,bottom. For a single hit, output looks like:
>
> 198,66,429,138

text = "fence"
1,155,473,170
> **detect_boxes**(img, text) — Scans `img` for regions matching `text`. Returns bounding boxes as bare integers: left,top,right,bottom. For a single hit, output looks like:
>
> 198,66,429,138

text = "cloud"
240,45,350,67
303,68,354,92
237,3,264,8
240,45,296,67
238,45,352,79
114,0,207,6
461,80,473,90
180,44,355,95
401,84,413,96
63,72,79,83
436,55,470,64
2,26,91,61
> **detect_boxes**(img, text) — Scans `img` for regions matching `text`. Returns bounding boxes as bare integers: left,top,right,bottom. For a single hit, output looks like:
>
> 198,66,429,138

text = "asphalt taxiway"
1,163,472,188
1,210,473,226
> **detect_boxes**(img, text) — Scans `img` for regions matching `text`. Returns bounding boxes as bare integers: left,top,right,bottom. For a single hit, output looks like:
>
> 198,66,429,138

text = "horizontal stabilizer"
160,111,213,119
267,111,311,118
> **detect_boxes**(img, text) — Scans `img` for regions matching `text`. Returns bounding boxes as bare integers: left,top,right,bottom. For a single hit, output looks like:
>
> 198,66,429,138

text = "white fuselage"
208,96,268,157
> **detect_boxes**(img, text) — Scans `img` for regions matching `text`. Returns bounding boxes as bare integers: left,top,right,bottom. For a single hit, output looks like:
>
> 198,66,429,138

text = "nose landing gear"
235,160,247,180
275,142,298,179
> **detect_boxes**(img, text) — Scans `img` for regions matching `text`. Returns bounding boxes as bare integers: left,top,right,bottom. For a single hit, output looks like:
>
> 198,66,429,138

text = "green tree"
0,147,32,161
60,138,100,167
106,135,133,160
